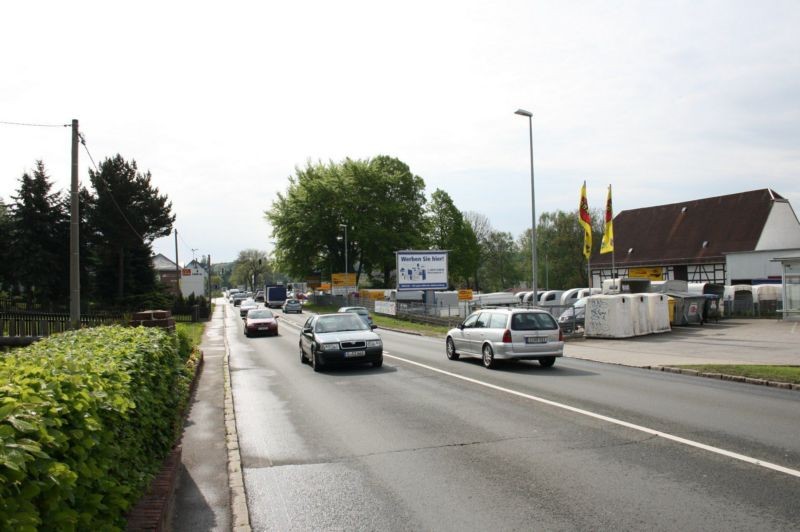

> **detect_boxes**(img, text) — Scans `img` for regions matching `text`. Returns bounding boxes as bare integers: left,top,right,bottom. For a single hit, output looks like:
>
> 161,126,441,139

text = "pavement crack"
259,435,539,469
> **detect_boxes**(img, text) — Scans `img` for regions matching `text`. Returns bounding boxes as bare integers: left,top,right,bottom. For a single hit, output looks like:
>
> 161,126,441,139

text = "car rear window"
511,312,558,331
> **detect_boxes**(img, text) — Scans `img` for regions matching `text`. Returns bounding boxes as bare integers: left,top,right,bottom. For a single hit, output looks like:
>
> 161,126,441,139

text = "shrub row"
0,325,198,531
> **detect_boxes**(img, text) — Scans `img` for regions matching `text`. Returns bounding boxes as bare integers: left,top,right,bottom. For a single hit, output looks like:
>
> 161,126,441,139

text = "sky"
2,0,799,264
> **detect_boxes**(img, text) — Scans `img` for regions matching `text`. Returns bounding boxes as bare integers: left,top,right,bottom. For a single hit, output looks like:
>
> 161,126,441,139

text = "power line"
0,120,70,128
79,132,144,241
79,132,197,258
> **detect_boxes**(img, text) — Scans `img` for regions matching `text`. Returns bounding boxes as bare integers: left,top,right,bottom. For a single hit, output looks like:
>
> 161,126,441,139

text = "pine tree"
8,161,69,305
86,154,174,306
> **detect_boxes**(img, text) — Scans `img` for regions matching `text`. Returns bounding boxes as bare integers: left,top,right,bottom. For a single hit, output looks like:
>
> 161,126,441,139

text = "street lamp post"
339,224,348,276
515,108,537,305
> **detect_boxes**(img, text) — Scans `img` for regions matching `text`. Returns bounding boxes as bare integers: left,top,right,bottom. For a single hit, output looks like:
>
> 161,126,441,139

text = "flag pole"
610,184,615,288
588,256,592,288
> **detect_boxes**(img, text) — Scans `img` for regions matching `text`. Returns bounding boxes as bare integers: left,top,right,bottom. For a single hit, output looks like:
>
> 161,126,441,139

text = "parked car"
445,308,563,369
337,306,373,327
239,298,259,317
283,299,303,313
299,313,382,372
243,308,279,337
557,297,587,334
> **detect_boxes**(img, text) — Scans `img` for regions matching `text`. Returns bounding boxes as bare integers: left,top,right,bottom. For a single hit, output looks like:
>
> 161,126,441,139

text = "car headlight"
320,342,340,351
366,340,382,348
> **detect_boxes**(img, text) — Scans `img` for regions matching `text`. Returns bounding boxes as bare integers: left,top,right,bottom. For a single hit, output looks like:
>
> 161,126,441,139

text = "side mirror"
274,315,279,319
371,324,377,330
458,323,465,330
302,327,312,333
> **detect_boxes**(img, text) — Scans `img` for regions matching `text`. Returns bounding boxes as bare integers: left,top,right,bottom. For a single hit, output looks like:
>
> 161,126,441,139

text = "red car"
244,309,279,337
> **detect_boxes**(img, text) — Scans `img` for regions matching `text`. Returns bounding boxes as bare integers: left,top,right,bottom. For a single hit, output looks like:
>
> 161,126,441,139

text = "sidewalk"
171,303,231,531
566,318,800,367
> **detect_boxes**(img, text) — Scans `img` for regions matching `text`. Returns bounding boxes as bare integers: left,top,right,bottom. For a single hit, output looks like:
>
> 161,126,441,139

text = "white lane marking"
383,351,800,479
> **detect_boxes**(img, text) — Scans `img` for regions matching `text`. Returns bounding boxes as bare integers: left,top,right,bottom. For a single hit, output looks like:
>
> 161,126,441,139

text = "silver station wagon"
446,308,564,369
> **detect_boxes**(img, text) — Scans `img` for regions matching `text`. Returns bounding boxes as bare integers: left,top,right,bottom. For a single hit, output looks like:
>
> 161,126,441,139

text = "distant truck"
265,284,287,308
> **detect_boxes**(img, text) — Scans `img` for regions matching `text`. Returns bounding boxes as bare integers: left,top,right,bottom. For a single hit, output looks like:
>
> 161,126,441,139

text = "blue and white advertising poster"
396,250,448,290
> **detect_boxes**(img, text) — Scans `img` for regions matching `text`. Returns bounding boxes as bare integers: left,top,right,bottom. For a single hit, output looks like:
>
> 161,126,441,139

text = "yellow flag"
578,181,592,259
600,184,614,254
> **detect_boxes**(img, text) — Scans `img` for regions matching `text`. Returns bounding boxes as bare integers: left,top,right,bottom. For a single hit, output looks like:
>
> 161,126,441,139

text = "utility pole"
174,229,180,297
69,119,80,329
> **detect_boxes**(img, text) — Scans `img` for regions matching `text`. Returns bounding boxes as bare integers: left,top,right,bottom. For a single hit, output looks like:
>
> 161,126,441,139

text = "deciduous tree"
266,156,427,287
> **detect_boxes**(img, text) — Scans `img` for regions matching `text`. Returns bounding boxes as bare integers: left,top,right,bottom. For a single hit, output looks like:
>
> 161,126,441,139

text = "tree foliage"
426,189,480,287
87,155,175,305
7,161,69,303
480,230,523,292
265,156,427,287
230,249,271,291
0,198,10,295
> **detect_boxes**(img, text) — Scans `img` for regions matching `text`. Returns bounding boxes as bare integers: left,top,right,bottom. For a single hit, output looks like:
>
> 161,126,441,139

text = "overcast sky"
3,1,799,264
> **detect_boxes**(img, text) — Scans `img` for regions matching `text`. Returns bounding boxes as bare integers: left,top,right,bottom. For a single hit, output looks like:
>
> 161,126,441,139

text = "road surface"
227,304,800,531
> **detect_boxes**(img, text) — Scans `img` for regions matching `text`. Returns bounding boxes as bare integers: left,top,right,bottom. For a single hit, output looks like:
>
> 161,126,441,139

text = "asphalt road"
227,305,800,531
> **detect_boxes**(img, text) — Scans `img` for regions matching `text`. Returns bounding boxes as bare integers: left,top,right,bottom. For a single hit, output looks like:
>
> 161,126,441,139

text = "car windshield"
248,310,273,319
511,312,558,331
315,314,369,333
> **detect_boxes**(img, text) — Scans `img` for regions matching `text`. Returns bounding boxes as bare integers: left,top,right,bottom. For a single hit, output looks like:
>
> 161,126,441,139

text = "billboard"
332,273,357,287
628,267,663,281
396,250,448,290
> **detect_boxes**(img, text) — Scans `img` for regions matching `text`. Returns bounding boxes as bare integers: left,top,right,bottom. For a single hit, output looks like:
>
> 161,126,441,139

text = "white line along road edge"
384,352,800,479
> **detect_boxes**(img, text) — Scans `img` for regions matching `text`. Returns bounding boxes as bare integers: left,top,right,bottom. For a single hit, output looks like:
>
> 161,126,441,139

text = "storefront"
773,256,800,321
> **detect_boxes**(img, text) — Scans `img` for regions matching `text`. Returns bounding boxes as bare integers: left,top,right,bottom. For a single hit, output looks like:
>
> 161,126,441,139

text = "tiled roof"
591,189,782,267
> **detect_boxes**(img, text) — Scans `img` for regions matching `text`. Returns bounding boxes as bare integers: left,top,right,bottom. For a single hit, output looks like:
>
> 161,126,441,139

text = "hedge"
0,325,198,531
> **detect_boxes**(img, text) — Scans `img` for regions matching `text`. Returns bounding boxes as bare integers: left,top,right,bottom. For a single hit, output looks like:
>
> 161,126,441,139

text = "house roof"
152,253,178,271
186,259,209,273
591,188,783,268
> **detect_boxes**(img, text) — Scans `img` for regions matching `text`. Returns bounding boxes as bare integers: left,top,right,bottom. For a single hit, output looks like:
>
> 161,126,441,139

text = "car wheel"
446,337,459,360
312,348,322,372
244,328,249,337
482,343,496,369
299,343,307,364
539,356,556,368
372,358,383,368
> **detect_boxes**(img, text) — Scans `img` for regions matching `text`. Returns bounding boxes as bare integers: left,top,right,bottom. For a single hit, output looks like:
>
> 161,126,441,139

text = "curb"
223,305,252,531
648,365,799,391
374,325,423,336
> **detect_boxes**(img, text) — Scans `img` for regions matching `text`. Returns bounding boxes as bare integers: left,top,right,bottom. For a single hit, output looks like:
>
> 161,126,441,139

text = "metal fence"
309,294,586,333
0,311,128,340
1,307,208,346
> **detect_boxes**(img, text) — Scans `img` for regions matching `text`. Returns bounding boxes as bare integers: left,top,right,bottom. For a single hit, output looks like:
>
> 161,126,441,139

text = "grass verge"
176,322,205,349
301,303,450,336
674,364,800,384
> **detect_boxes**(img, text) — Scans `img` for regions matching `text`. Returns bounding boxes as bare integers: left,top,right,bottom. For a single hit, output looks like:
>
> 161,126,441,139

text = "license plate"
345,350,366,358
259,326,271,330
525,336,547,344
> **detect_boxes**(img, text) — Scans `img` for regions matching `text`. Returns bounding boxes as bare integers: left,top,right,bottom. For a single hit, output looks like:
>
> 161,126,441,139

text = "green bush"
0,325,195,531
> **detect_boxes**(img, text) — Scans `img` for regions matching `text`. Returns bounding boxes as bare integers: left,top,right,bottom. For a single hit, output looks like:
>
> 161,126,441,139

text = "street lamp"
339,224,348,276
515,108,537,305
